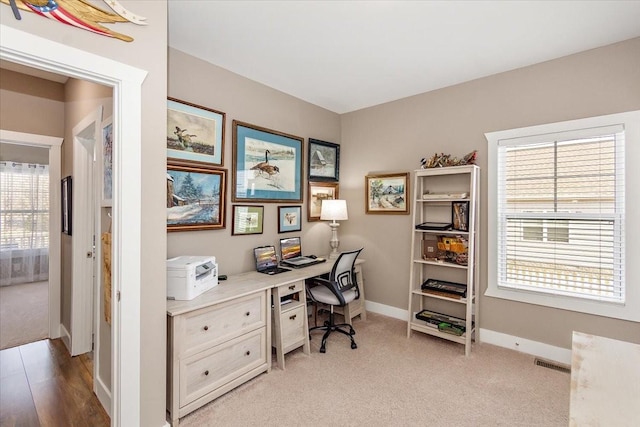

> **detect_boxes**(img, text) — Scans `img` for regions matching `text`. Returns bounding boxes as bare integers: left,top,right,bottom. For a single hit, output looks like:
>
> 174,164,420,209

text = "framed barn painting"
167,161,227,231
365,172,409,214
308,138,339,182
307,182,339,221
232,120,303,203
167,97,226,166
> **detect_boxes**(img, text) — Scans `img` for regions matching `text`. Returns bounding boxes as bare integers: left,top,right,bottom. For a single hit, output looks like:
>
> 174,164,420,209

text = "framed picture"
167,161,227,232
232,120,303,203
365,172,410,215
167,97,225,167
452,201,469,231
101,117,113,206
61,176,72,235
278,205,302,233
308,182,339,221
308,138,339,182
232,205,264,235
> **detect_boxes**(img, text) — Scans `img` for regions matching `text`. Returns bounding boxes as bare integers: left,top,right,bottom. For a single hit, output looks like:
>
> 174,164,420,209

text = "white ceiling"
168,1,640,114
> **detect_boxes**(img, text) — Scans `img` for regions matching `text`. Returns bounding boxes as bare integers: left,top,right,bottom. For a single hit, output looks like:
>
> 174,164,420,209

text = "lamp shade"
320,199,348,221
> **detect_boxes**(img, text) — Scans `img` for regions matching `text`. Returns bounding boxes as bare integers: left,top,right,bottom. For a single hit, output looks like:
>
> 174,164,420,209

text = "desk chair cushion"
308,284,357,307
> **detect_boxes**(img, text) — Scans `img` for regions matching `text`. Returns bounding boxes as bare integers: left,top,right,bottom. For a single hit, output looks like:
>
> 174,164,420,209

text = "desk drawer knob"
289,285,296,290
204,370,209,376
245,351,251,356
245,311,250,316
289,314,297,320
203,325,209,331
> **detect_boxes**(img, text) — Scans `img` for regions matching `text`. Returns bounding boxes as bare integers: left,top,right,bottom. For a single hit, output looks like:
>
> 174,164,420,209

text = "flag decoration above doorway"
1,0,147,42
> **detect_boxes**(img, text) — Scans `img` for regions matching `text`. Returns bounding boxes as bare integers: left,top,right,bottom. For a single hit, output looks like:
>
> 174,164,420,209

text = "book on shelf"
420,278,467,298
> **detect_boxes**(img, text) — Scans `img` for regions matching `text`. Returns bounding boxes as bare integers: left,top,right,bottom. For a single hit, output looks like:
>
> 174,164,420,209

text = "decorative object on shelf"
420,150,477,169
166,161,227,231
452,201,469,231
232,120,303,203
167,98,225,167
278,205,302,233
101,116,113,206
232,205,264,235
1,0,147,42
320,199,348,259
436,235,468,265
61,176,72,235
365,172,409,214
308,181,339,221
308,138,340,182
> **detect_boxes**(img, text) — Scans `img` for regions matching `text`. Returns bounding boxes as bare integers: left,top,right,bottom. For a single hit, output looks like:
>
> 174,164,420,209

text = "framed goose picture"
232,120,303,203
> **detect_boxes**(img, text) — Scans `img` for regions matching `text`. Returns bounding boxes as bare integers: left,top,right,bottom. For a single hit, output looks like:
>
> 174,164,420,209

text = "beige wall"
0,68,64,136
0,143,49,164
167,49,342,272
1,2,168,424
340,37,640,348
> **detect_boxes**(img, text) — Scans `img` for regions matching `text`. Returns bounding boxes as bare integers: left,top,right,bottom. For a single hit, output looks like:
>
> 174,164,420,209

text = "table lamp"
320,199,348,259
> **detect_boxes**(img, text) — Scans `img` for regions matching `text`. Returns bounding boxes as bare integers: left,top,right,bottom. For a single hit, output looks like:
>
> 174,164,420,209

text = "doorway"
1,24,147,426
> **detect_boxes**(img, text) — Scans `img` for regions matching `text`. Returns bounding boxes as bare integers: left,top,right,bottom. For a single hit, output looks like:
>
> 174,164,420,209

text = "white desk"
166,257,365,426
569,331,640,427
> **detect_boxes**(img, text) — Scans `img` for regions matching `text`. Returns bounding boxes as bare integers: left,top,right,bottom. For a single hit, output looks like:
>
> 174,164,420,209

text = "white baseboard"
60,323,71,352
94,373,112,417
365,300,408,321
365,301,571,365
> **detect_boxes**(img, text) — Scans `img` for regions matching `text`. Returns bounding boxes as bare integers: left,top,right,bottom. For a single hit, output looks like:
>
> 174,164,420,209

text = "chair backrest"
329,248,363,295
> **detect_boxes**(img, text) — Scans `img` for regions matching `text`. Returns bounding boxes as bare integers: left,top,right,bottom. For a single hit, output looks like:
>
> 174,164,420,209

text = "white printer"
167,256,218,300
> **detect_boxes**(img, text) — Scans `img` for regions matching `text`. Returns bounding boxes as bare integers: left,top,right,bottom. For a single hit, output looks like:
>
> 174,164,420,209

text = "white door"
70,107,101,356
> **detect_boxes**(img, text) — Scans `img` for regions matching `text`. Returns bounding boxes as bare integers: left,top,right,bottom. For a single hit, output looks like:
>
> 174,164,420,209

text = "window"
486,111,640,322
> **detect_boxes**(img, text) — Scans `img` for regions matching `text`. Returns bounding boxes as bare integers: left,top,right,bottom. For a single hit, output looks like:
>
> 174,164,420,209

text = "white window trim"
486,110,640,322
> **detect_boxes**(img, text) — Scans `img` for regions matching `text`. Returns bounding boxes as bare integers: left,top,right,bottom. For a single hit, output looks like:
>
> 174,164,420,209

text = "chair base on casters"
309,309,357,353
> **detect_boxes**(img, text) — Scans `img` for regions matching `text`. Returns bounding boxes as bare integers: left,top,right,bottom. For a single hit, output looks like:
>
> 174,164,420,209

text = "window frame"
486,110,640,322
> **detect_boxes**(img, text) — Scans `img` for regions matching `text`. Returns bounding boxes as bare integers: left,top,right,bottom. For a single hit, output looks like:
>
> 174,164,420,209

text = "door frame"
0,24,148,426
0,130,62,341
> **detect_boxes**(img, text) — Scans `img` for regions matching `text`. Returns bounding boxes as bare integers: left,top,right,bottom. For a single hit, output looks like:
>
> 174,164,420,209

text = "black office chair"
306,248,363,353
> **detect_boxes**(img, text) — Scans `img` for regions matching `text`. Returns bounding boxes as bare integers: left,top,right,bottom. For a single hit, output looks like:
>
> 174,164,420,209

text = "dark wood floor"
0,339,110,427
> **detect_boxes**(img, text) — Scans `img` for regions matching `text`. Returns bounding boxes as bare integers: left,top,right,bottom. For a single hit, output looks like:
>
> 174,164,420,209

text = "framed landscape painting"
101,117,113,206
167,98,225,166
308,138,339,182
307,182,339,221
167,161,227,231
232,120,303,203
365,172,409,214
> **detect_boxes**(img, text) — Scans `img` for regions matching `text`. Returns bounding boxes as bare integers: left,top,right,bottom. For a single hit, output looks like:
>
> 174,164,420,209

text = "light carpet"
180,312,570,426
0,281,48,350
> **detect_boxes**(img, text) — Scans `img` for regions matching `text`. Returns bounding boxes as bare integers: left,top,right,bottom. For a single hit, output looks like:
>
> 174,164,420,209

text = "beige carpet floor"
0,281,48,350
180,312,570,426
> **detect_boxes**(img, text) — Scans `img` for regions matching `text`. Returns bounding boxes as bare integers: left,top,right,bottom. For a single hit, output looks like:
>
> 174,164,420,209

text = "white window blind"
496,125,625,303
0,161,50,250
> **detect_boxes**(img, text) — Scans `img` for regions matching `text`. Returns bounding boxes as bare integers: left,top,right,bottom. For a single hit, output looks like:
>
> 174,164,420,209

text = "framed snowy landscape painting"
167,161,227,231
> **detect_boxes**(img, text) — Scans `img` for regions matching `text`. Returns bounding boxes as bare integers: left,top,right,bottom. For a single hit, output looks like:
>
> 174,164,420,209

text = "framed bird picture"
167,97,226,167
232,120,304,203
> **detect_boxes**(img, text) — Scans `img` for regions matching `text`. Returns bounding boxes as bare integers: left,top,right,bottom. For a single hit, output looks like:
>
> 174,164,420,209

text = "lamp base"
328,222,340,260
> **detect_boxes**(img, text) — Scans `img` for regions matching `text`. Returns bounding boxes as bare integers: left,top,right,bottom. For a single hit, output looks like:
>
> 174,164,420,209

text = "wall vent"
534,357,571,374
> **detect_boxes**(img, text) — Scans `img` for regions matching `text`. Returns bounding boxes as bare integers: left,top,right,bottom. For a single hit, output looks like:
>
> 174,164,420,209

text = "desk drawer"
278,280,304,298
279,305,306,349
183,293,265,354
180,328,266,407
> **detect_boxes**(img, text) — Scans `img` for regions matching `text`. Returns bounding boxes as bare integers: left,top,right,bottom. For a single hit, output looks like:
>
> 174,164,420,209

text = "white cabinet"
406,165,480,356
271,280,310,369
167,291,270,425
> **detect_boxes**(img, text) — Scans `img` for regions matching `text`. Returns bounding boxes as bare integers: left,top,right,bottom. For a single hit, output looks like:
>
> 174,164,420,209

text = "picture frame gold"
307,182,339,221
365,172,410,215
